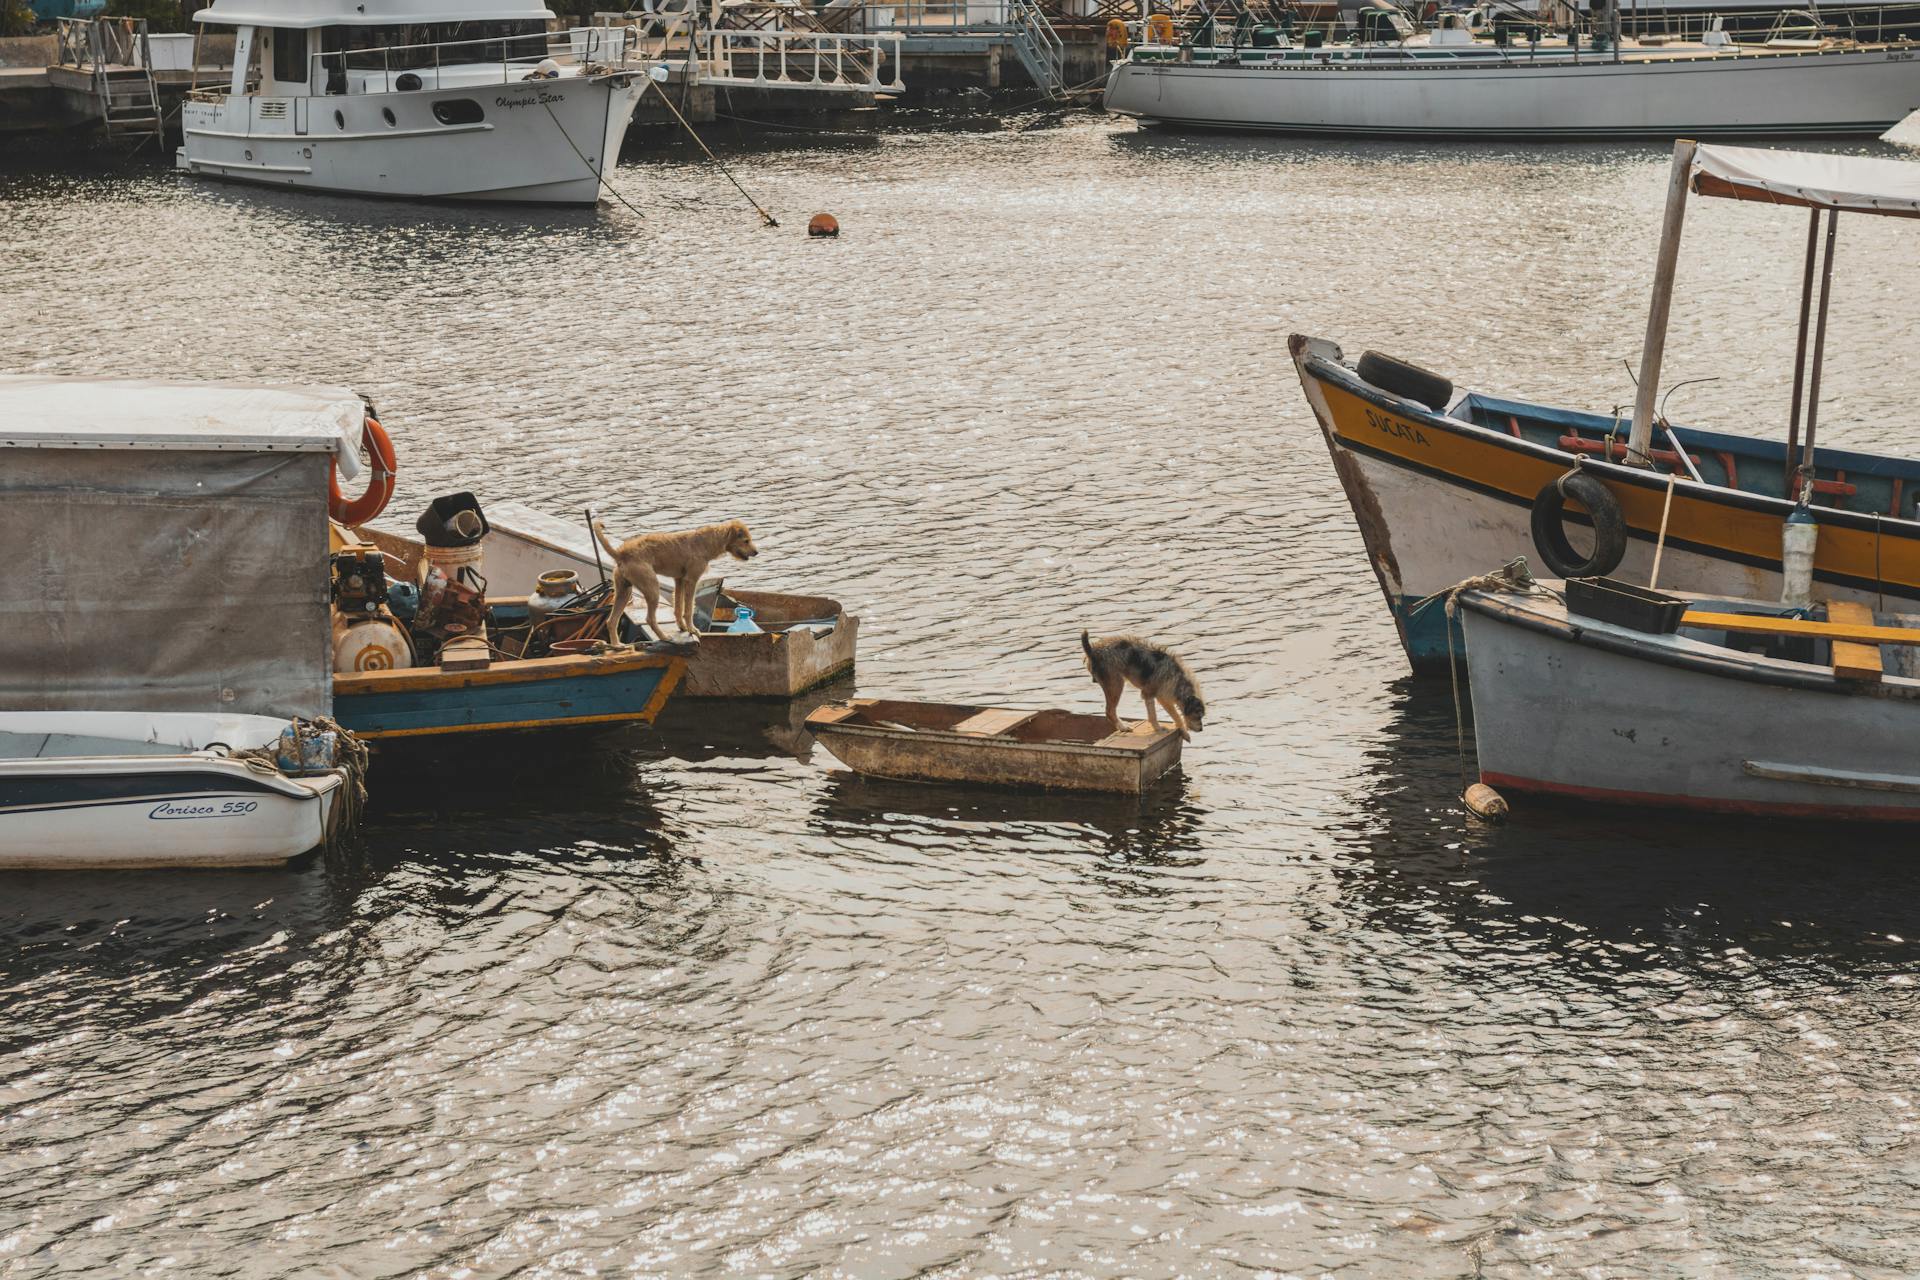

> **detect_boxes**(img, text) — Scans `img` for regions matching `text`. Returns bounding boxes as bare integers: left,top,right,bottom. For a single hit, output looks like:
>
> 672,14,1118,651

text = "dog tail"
1081,629,1094,661
590,515,619,560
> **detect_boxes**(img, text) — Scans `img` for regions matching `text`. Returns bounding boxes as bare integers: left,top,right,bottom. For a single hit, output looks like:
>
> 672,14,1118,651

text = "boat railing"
181,27,637,101
692,27,905,91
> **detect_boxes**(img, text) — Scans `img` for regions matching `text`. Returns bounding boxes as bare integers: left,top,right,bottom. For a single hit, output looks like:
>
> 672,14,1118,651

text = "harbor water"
5,118,1920,1276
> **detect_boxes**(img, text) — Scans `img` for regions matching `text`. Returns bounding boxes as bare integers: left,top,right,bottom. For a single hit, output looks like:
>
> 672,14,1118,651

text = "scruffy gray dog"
1080,631,1206,740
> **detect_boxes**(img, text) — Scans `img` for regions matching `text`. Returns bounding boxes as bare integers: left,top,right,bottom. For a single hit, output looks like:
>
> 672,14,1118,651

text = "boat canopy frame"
1629,141,1920,495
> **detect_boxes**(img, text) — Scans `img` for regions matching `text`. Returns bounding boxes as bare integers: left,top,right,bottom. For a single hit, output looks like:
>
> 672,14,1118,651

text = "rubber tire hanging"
1530,471,1627,579
1357,351,1453,412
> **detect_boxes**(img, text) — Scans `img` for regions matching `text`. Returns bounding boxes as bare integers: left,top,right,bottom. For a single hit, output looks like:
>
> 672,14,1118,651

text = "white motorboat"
177,0,649,203
0,713,350,869
1104,17,1920,138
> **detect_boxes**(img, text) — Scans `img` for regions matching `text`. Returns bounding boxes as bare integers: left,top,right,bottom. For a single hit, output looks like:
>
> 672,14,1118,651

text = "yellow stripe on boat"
1317,378,1920,590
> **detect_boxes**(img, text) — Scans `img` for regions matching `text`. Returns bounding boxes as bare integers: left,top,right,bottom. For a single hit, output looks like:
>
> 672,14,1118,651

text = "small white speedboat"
0,712,349,870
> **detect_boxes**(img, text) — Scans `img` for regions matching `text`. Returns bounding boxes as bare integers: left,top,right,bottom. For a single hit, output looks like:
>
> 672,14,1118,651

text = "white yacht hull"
1105,46,1920,138
179,74,646,204
0,712,347,870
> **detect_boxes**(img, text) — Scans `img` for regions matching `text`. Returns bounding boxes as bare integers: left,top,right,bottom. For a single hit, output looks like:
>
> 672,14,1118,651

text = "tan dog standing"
590,515,759,641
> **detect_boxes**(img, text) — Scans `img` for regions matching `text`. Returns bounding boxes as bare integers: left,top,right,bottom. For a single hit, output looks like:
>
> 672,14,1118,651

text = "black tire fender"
1531,470,1628,579
1357,350,1453,412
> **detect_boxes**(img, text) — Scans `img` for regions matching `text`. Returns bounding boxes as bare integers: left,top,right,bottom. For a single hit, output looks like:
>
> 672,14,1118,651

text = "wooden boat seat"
951,708,1041,736
1826,600,1883,684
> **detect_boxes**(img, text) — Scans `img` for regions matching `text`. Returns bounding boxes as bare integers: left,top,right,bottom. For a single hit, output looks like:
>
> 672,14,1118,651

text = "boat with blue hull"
333,645,683,742
1292,143,1920,671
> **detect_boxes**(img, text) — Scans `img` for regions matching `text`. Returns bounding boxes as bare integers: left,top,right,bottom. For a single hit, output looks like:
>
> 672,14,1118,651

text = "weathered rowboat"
450,502,860,699
805,699,1183,793
1293,143,1920,672
1461,580,1920,821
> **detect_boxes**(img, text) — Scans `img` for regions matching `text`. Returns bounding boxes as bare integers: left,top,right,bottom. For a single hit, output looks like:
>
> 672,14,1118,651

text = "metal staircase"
1005,0,1067,99
55,18,164,150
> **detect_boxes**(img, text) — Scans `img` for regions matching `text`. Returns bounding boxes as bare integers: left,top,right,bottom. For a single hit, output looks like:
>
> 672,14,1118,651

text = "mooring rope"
641,77,780,227
542,97,652,222
1411,557,1541,791
229,716,371,842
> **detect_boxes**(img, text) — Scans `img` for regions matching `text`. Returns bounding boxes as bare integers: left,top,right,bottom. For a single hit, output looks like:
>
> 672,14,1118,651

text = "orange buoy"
807,213,840,238
329,416,397,528
1106,17,1129,51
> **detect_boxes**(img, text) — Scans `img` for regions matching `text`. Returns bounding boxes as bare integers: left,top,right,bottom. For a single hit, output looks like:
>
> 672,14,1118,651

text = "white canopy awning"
1690,144,1920,219
0,376,366,478
193,0,553,29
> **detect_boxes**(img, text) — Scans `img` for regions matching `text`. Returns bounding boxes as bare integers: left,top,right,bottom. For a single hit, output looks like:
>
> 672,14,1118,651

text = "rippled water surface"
5,119,1920,1277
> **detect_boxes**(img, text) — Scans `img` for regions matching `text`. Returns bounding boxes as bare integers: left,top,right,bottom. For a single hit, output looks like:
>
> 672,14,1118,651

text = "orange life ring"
329,416,396,528
1106,17,1130,49
1145,13,1176,42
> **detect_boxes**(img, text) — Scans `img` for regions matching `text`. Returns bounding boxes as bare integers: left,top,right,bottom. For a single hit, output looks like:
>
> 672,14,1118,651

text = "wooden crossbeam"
1682,609,1917,647
1826,600,1883,683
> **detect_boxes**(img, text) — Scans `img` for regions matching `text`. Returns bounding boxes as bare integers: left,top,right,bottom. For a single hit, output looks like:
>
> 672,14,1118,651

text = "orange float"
329,415,397,528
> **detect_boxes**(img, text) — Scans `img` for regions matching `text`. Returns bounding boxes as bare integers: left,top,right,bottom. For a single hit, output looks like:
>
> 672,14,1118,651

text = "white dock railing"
693,28,905,91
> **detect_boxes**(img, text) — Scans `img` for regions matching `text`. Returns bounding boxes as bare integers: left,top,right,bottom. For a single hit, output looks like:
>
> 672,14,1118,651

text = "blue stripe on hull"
1396,595,1465,675
335,665,672,738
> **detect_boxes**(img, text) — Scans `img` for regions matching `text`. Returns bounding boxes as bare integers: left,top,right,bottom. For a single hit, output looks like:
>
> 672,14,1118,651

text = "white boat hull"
180,74,646,204
1106,46,1920,138
0,712,347,870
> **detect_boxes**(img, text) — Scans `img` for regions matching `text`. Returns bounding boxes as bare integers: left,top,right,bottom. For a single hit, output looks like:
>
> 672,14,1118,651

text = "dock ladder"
1005,0,1067,99
55,18,164,151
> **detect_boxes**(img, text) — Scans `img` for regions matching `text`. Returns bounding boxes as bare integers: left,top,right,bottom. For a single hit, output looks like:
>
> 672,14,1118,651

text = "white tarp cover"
1691,144,1920,218
0,376,363,479
0,446,337,720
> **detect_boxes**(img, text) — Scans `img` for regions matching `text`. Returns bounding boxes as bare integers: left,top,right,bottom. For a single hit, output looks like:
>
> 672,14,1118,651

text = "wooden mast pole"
1627,138,1698,468
1798,208,1842,498
1782,206,1821,493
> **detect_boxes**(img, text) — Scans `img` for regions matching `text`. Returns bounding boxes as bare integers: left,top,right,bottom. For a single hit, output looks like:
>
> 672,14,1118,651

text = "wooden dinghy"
804,700,1183,794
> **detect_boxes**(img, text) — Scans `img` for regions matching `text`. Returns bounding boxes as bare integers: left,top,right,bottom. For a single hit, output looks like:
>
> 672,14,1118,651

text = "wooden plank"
952,708,1040,736
1682,610,1920,647
1826,600,1883,683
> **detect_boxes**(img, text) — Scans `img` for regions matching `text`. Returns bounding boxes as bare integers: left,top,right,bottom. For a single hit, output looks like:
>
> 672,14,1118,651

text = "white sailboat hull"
180,74,646,205
1106,46,1920,138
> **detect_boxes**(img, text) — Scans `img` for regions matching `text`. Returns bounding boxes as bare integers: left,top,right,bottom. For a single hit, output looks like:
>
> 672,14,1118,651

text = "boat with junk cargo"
328,488,691,745
806,700,1185,794
1105,0,1920,139
379,501,860,700
1459,571,1920,821
177,0,647,203
0,377,372,868
1292,141,1920,672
